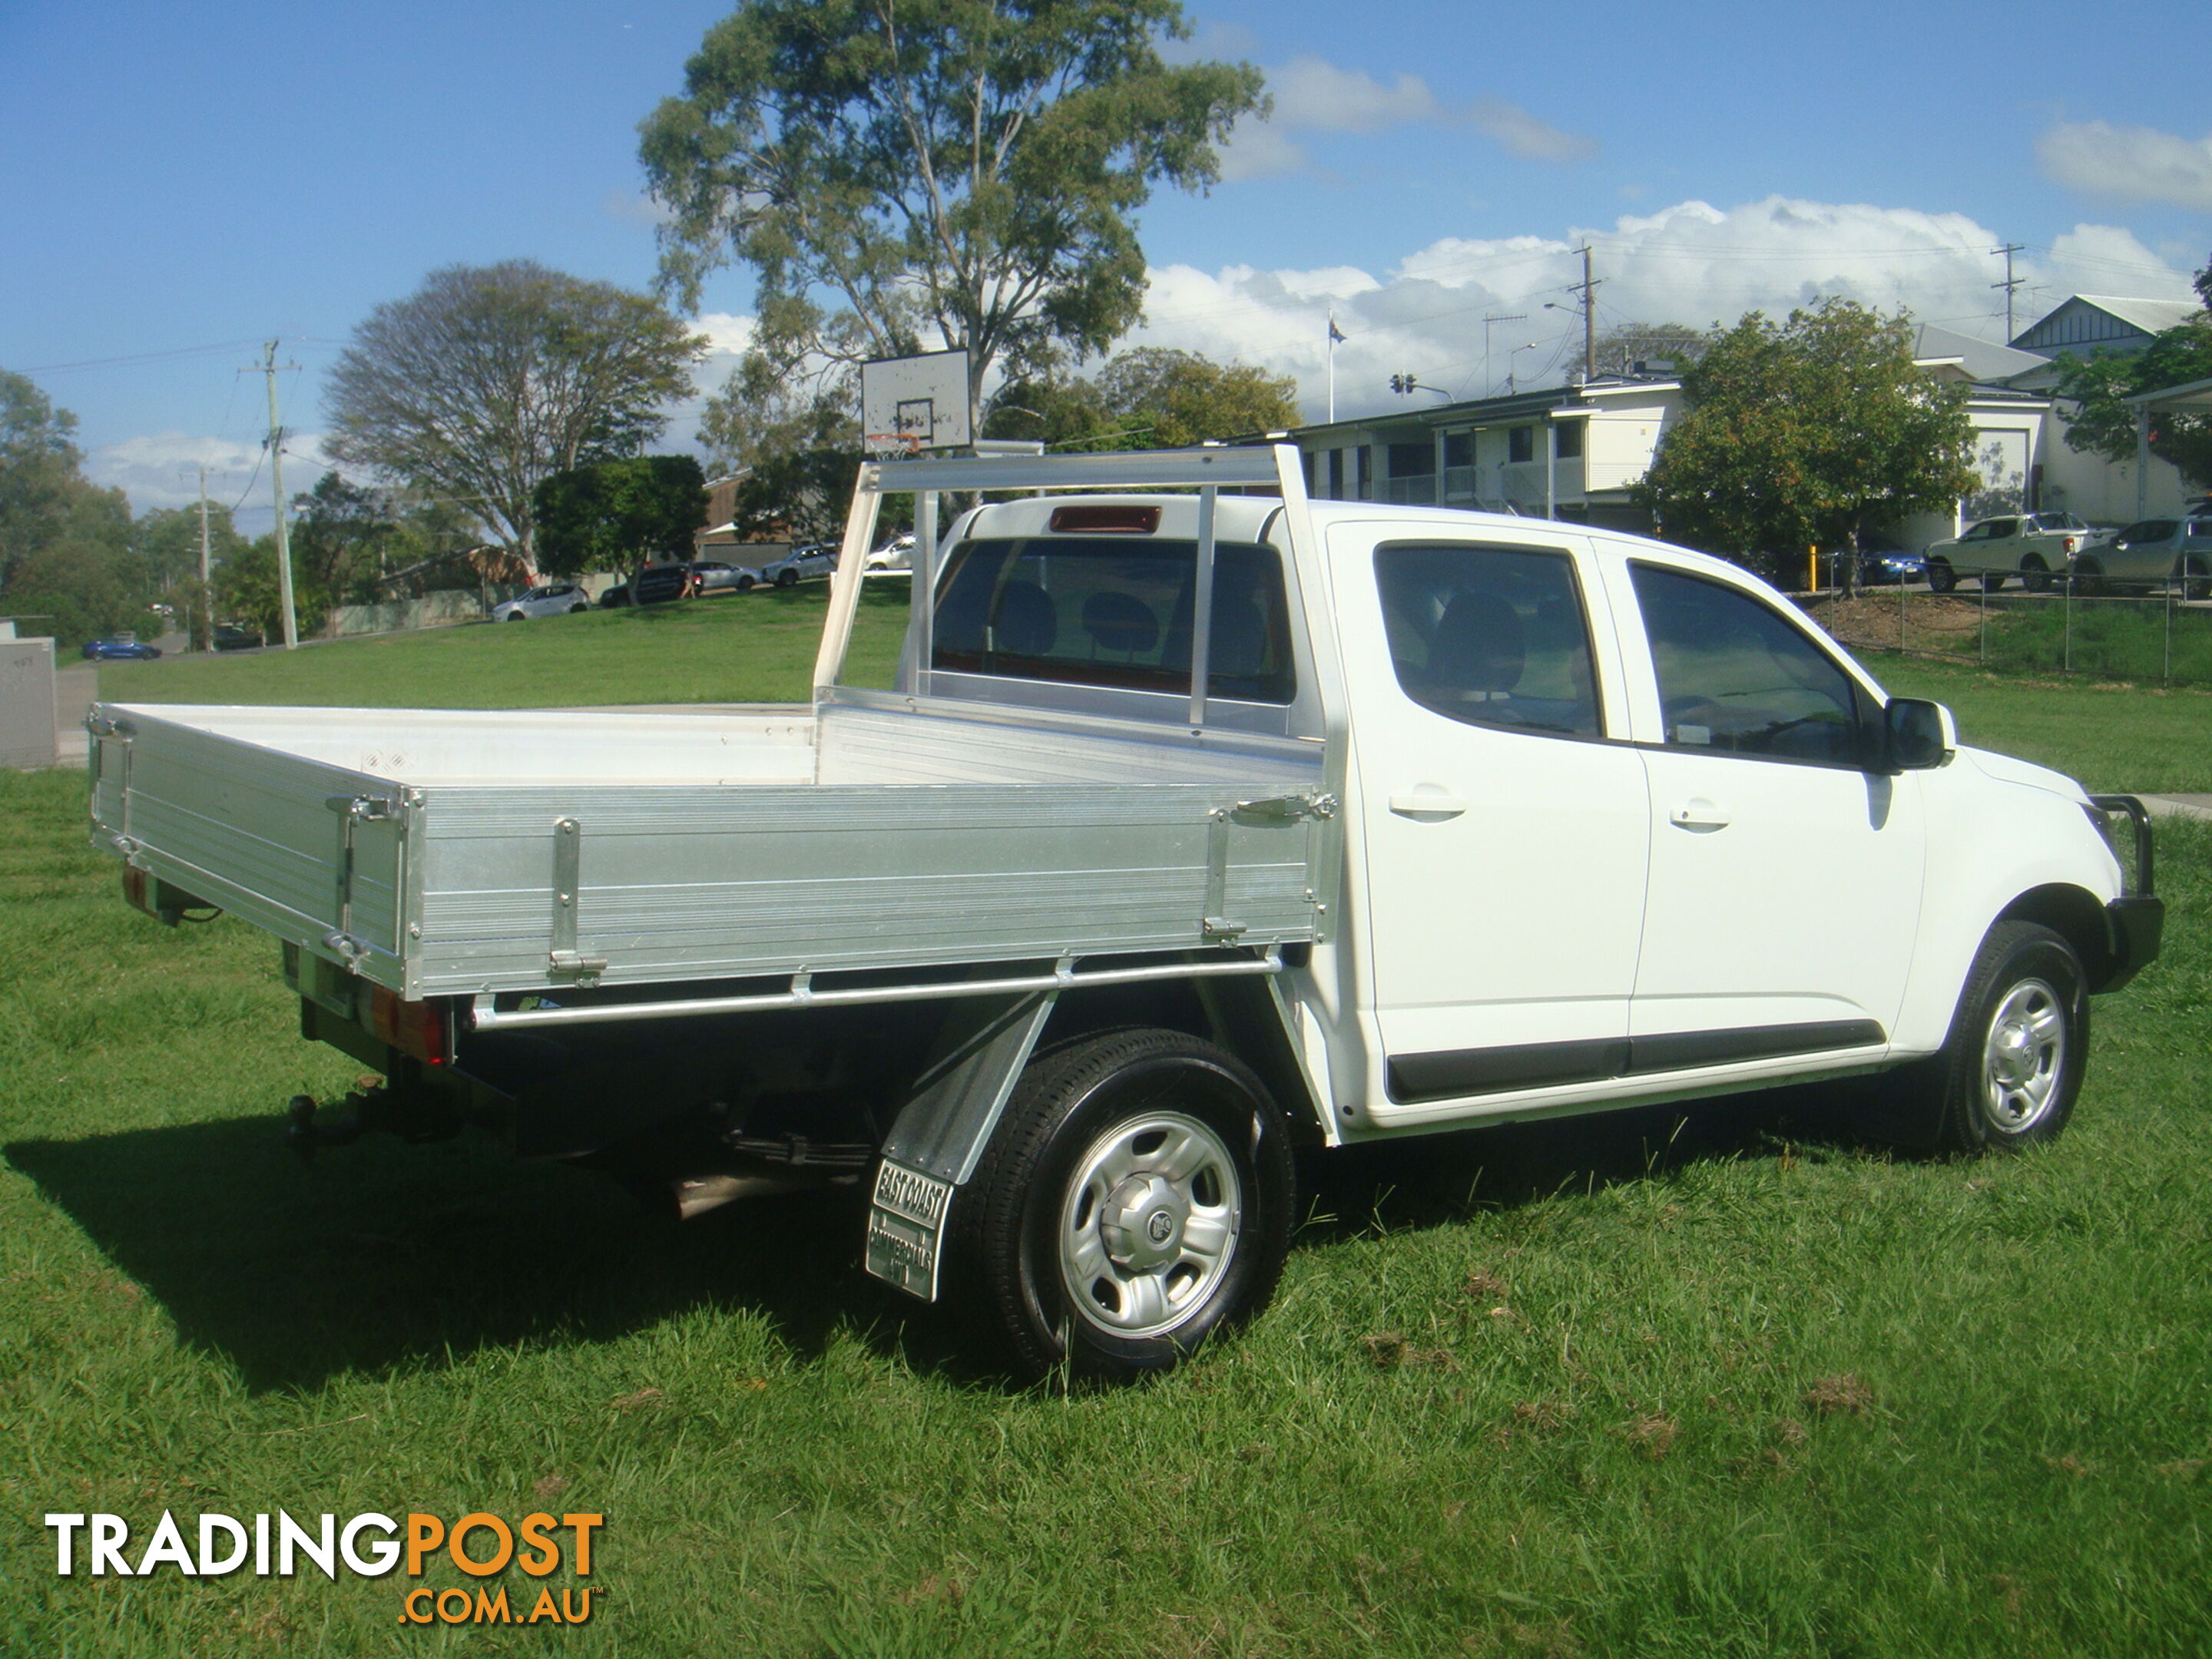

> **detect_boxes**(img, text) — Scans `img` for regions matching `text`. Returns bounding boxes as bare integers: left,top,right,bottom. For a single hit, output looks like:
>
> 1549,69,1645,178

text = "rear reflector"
1049,504,1160,535
368,985,448,1066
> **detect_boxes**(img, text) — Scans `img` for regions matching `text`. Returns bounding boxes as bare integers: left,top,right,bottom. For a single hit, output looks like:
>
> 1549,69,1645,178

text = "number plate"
865,1160,955,1302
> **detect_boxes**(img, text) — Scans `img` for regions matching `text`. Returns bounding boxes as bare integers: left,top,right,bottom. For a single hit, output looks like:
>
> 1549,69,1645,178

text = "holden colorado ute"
90,446,2162,1379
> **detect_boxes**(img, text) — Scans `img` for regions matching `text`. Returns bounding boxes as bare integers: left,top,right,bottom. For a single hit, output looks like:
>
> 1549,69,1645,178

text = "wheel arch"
1997,882,2115,991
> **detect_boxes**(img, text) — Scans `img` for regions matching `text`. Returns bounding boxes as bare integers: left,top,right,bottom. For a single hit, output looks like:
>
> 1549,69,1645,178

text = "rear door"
1608,552,1924,1069
1330,523,1651,1120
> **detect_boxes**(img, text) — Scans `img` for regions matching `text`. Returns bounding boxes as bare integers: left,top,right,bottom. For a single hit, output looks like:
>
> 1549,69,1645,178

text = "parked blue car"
81,634,162,661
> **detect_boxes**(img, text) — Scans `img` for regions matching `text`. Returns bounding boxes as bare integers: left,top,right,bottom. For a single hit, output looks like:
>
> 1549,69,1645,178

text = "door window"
1630,564,1868,766
1374,544,1601,738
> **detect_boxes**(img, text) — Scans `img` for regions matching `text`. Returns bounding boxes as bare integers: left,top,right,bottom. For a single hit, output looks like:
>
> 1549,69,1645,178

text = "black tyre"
505,612,526,621
569,603,588,614
1878,921,2088,1155
1982,568,2007,594
2022,558,2051,593
1927,560,1956,594
775,568,798,588
948,1028,1295,1380
2071,559,2104,597
736,575,755,592
2181,556,2210,603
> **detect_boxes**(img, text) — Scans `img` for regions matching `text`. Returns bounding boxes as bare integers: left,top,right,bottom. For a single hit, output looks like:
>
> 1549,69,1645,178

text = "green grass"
1973,596,2212,688
1858,652,2212,796
5,610,2211,1655
96,582,915,709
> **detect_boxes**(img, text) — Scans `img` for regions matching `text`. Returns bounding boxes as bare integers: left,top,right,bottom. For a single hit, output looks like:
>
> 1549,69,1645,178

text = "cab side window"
1374,544,1602,738
1630,563,1867,766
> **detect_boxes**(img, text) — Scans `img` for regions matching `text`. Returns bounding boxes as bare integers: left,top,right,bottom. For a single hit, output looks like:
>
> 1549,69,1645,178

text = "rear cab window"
1373,543,1604,738
932,535,1296,706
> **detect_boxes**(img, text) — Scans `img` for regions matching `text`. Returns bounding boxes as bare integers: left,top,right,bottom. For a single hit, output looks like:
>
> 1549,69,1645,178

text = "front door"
1614,557,1924,1068
1333,526,1651,1121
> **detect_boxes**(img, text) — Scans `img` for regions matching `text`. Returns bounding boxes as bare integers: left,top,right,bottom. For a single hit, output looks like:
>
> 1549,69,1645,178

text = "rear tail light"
2065,536,2079,554
368,986,449,1066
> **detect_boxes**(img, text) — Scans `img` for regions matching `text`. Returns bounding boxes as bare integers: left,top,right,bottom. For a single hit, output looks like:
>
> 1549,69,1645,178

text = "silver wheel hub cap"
1982,977,2066,1132
1058,1111,1243,1339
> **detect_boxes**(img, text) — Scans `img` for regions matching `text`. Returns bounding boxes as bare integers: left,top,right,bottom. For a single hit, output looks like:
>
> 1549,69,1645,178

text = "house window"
1387,441,1435,477
1444,431,1474,469
1507,426,1535,464
1328,449,1345,499
1553,422,1584,459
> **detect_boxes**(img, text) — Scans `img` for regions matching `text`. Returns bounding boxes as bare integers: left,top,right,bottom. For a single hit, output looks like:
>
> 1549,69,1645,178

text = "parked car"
866,533,916,572
1923,512,2091,594
1847,548,1925,587
491,583,593,621
212,622,264,651
607,562,694,606
2069,515,2212,599
688,559,767,595
759,544,838,588
81,634,161,661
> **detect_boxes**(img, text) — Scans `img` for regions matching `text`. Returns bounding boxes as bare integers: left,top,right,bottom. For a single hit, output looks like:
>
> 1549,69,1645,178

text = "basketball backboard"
860,349,971,454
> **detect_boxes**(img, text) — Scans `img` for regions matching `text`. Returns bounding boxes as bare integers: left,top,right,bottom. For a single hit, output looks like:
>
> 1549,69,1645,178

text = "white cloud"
1219,54,1598,181
2038,121,2212,212
691,311,757,360
604,188,676,226
1129,195,2197,422
86,429,335,522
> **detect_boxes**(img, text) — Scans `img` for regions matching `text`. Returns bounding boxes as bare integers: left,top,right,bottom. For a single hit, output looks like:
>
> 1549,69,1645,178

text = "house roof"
2011,294,2201,355
1911,323,2048,385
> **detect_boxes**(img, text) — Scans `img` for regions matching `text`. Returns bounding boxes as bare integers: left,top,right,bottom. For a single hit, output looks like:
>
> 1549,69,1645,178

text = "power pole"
259,340,300,649
1991,243,2026,339
1569,246,1601,382
1482,312,1527,399
196,465,213,652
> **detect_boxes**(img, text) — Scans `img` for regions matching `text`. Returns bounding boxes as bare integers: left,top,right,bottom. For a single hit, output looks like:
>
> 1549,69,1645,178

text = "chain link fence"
1802,584,2212,687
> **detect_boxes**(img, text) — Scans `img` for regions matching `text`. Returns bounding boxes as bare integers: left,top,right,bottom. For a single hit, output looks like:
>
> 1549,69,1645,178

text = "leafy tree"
1636,298,1979,591
533,455,710,575
640,0,1265,432
1,370,89,593
2051,253,2212,492
214,535,291,641
982,345,1300,449
323,261,707,571
134,502,250,648
0,372,157,645
1590,322,1713,379
288,472,399,608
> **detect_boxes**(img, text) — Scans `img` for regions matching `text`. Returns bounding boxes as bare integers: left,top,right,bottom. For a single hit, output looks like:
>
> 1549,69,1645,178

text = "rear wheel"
947,1028,1294,1381
1982,568,2007,594
1871,921,2088,1155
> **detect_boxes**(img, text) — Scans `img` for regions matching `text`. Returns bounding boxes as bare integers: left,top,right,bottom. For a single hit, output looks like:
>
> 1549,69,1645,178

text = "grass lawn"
96,581,915,710
5,598,2210,1655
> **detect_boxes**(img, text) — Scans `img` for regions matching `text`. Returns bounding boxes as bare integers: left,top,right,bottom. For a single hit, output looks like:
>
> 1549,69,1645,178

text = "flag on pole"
1328,317,1346,344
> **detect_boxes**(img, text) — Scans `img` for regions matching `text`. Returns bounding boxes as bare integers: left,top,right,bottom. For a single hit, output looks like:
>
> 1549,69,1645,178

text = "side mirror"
1882,697,1955,772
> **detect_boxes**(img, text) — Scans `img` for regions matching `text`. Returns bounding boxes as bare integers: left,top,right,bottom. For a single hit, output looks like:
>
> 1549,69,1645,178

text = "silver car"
759,544,839,588
689,559,767,594
491,583,593,621
2071,515,2212,599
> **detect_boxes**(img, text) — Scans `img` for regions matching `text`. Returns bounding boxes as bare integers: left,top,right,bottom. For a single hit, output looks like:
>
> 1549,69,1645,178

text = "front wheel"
1876,921,2088,1155
775,568,798,588
2181,556,2211,603
2070,559,2104,597
2022,558,2051,593
505,612,526,621
947,1028,1294,1380
1926,559,1957,594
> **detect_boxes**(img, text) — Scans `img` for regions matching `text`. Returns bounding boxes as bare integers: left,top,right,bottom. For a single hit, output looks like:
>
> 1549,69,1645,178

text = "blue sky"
3,0,2206,530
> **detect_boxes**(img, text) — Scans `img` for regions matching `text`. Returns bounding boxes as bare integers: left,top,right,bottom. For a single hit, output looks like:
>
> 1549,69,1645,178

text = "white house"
1282,293,2204,551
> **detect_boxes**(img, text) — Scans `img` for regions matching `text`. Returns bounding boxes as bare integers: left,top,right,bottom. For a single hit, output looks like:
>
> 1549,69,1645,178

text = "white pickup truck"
91,447,2162,1379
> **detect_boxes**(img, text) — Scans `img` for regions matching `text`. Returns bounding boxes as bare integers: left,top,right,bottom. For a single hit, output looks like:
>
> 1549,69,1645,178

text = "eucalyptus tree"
639,0,1265,432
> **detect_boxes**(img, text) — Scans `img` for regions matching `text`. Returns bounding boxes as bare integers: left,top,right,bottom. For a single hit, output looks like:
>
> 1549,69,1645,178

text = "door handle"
1389,792,1468,818
1668,798,1730,830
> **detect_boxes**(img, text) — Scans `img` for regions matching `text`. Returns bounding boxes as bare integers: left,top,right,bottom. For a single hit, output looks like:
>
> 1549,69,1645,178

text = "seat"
1429,591,1525,697
1080,590,1158,657
991,580,1058,656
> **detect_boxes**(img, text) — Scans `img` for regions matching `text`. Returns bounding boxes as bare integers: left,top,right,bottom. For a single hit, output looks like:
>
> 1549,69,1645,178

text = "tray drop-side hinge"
324,793,397,821
548,818,604,985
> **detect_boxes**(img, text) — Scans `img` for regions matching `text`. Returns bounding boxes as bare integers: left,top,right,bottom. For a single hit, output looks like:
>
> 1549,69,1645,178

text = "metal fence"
1803,584,2212,688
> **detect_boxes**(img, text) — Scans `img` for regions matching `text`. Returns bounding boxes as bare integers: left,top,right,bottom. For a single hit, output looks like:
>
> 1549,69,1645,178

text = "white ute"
91,447,2163,1379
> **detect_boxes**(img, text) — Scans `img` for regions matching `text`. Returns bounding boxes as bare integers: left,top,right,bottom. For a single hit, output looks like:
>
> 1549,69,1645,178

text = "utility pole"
1568,246,1601,382
1992,243,2026,339
196,465,212,652
1482,312,1527,399
259,340,300,649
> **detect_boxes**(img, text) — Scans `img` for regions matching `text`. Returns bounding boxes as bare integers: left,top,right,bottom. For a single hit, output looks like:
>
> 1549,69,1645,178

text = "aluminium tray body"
90,700,1329,999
